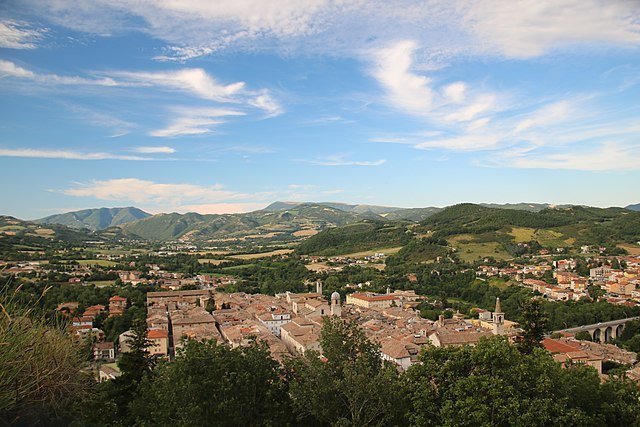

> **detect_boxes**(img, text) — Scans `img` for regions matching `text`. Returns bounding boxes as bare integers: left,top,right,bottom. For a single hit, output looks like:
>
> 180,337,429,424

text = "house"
98,363,121,382
148,329,169,357
109,295,127,316
542,338,603,374
378,336,420,371
93,341,116,361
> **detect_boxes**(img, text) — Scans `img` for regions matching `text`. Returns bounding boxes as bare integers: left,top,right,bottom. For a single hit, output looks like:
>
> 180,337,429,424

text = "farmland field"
77,259,118,267
229,249,293,260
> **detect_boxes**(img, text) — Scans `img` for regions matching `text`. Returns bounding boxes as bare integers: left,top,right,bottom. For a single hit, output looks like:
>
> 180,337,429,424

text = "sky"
0,0,639,219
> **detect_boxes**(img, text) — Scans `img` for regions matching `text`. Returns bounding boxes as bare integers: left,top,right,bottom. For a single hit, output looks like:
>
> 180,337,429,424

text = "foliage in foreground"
0,286,88,425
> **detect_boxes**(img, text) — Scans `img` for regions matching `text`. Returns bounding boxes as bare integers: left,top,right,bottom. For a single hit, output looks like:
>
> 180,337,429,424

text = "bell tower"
492,297,504,335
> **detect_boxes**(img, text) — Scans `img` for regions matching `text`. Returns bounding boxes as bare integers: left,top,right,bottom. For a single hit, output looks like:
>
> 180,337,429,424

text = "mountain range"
2,201,636,246
36,207,150,231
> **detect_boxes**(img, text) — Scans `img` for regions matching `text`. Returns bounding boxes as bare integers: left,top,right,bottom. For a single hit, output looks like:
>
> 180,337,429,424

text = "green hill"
121,203,379,243
295,220,412,256
36,207,150,231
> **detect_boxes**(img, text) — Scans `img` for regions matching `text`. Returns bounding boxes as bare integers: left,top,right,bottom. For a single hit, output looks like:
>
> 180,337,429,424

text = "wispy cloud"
0,60,118,86
370,40,503,125
107,68,245,101
0,19,46,49
150,107,246,137
60,178,246,208
0,147,159,161
132,146,176,154
17,1,640,61
493,142,640,171
57,177,340,214
305,154,386,167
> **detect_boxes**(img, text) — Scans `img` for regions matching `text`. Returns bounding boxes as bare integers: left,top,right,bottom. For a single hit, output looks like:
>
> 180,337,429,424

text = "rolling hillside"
295,220,412,256
36,207,150,231
121,203,381,243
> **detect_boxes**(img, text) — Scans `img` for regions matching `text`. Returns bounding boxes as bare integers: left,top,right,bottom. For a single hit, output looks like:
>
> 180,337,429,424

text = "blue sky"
1,0,639,219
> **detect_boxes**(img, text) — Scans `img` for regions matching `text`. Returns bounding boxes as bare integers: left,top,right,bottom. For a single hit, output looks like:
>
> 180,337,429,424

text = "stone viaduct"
554,317,639,343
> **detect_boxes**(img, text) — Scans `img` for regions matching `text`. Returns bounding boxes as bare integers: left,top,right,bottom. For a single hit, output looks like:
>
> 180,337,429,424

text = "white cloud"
465,0,640,59
513,100,573,134
15,0,639,61
132,146,176,154
109,68,245,101
444,94,496,123
372,40,434,116
57,177,317,214
150,107,246,137
306,154,386,166
0,147,158,161
443,82,467,103
497,142,640,171
61,178,245,207
0,59,119,86
0,20,46,49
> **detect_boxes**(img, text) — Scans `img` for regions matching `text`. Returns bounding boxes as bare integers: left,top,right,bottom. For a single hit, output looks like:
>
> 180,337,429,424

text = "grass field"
618,243,640,256
198,259,228,265
509,227,536,243
77,259,118,267
0,225,26,231
293,229,319,237
221,264,256,272
448,234,511,262
86,280,115,287
229,249,293,260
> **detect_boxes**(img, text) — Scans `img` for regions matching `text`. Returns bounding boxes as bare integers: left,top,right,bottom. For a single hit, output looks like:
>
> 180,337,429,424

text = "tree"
130,339,291,426
405,337,640,426
574,331,593,341
518,298,548,354
286,317,408,426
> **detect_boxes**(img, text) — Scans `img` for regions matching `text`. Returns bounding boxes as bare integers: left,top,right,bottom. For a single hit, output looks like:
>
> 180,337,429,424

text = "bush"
0,285,88,424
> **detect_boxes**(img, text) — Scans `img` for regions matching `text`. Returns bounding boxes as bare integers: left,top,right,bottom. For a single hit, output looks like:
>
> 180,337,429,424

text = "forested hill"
295,221,412,256
421,203,640,244
36,207,150,231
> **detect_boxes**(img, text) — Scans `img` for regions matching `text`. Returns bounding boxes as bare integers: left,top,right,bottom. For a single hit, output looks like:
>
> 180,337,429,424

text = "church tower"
492,297,505,335
316,280,323,295
331,291,342,317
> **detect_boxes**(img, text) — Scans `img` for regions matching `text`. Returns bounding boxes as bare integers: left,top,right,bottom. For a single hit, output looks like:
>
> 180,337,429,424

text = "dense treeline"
15,316,636,426
222,258,310,294
295,221,412,256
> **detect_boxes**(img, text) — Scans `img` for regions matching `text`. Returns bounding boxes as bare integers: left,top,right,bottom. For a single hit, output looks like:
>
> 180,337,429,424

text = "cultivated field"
77,259,118,267
229,249,293,260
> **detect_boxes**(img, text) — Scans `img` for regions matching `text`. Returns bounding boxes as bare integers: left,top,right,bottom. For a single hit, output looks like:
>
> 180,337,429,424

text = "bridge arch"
604,326,613,342
616,324,625,339
592,328,601,342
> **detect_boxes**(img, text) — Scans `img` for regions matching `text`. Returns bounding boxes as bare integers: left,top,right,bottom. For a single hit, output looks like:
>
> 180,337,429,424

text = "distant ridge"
36,207,151,231
626,203,640,212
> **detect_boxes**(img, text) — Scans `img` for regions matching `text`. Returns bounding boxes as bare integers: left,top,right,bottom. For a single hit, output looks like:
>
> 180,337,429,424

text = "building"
280,317,321,354
256,310,291,337
346,292,398,310
428,330,494,347
492,297,504,335
542,338,603,374
109,295,127,316
93,341,116,361
148,329,169,357
378,336,420,371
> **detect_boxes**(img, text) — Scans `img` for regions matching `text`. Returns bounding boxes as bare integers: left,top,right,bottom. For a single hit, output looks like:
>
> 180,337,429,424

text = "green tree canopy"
286,317,408,426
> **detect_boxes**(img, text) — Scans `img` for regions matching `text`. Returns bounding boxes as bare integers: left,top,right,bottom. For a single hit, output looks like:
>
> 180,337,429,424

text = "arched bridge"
554,317,640,343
